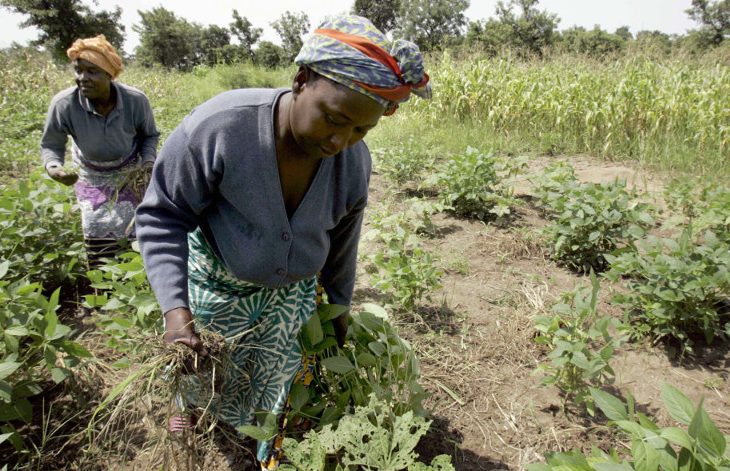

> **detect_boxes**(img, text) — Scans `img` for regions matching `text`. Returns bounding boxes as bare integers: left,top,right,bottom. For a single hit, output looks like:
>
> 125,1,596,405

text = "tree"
396,0,469,51
352,0,400,32
134,7,201,70
199,25,232,65
686,0,729,46
559,26,624,57
254,40,286,68
230,9,262,60
494,0,560,56
0,0,125,62
615,26,633,41
271,11,310,63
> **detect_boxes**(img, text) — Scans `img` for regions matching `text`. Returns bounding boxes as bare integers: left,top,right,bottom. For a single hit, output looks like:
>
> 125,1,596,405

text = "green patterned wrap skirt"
183,227,317,462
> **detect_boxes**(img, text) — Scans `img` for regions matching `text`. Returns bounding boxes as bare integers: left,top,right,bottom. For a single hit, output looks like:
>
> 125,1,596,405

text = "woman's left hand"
332,313,349,347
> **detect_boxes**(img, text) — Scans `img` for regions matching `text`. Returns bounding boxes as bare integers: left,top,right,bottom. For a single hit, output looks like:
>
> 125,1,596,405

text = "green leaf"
662,384,696,425
0,362,21,381
0,261,9,279
0,381,11,402
591,388,629,421
302,312,324,346
356,352,377,367
634,441,660,471
317,304,348,322
60,341,92,358
51,367,71,384
321,356,355,374
689,401,726,458
660,427,694,450
3,326,29,337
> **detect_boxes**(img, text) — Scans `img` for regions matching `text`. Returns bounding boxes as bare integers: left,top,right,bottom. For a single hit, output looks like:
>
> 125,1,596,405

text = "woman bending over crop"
136,15,429,469
40,35,159,268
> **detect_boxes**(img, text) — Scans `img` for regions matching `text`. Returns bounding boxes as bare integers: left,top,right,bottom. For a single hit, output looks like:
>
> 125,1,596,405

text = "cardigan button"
276,268,285,276
282,232,290,241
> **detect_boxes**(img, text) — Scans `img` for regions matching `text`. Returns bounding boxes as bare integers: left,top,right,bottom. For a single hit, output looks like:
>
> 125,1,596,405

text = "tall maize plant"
410,52,730,173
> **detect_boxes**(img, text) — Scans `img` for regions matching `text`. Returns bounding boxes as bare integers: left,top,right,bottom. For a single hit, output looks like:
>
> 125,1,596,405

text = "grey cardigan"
40,82,159,166
136,88,371,313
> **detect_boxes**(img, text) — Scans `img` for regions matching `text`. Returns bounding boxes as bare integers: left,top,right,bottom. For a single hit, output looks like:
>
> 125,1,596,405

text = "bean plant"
0,173,84,290
84,250,162,352
534,274,625,415
430,147,524,220
605,228,730,352
541,178,654,273
364,206,443,311
529,384,730,471
0,276,91,454
295,303,427,428
281,394,453,471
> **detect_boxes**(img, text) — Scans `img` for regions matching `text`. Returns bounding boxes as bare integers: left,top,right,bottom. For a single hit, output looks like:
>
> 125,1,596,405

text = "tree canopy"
0,0,124,62
397,0,469,51
271,11,310,63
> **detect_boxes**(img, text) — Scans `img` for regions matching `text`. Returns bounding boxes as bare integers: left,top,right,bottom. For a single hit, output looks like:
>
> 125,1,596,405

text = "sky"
0,0,698,53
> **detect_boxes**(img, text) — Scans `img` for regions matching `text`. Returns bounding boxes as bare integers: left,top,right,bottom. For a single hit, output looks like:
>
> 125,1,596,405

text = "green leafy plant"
531,160,578,211
431,147,524,220
281,394,454,471
664,179,730,245
534,274,625,414
0,174,84,289
84,250,162,352
291,303,427,432
605,228,730,351
542,179,655,273
0,273,92,454
372,141,436,187
364,208,443,311
528,384,730,471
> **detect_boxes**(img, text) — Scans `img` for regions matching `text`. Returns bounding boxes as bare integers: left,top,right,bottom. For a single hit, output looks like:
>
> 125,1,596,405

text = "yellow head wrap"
67,35,123,79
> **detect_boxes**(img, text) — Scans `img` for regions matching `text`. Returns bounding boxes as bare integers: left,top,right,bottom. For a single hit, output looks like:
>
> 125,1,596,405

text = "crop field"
1,48,729,470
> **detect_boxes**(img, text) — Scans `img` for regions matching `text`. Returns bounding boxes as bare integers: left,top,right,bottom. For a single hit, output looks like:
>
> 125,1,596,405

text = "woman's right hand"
46,162,79,186
163,307,209,357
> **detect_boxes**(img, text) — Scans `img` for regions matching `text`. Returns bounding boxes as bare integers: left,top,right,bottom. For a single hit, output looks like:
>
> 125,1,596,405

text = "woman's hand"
163,307,209,356
46,162,78,186
332,312,349,347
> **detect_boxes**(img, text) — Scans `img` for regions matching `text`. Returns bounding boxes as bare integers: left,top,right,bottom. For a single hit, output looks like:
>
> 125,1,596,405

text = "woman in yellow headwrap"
41,34,159,272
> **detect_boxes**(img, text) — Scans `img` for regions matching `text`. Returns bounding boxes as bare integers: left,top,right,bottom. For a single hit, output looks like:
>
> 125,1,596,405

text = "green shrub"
534,274,625,414
364,207,443,311
296,304,427,426
371,139,436,187
0,276,92,454
528,384,730,471
281,394,453,471
431,147,524,220
664,179,730,245
542,179,654,273
605,229,730,351
84,250,161,353
0,174,84,289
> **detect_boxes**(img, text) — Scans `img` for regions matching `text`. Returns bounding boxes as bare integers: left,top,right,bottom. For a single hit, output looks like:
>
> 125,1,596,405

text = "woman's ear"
292,66,308,96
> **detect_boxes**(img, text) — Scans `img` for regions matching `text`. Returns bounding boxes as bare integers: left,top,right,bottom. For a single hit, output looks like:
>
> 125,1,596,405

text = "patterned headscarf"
67,35,123,79
295,15,430,115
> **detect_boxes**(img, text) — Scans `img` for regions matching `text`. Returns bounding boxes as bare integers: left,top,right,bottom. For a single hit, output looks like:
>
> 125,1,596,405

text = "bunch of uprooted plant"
81,328,254,470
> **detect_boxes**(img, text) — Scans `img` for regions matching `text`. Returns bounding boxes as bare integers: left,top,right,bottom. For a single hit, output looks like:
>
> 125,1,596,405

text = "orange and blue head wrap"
294,15,430,115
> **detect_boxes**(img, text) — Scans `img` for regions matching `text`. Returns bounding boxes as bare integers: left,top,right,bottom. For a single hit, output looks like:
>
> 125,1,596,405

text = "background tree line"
1,0,728,71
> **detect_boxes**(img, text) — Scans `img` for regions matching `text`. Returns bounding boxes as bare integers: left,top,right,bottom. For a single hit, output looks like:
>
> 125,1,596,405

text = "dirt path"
355,155,730,470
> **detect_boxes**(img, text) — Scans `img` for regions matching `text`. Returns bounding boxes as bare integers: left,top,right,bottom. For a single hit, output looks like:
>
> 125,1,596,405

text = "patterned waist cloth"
183,227,317,466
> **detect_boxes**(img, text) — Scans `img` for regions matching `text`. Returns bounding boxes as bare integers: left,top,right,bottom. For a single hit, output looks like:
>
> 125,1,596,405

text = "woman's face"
72,59,111,101
289,69,385,159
